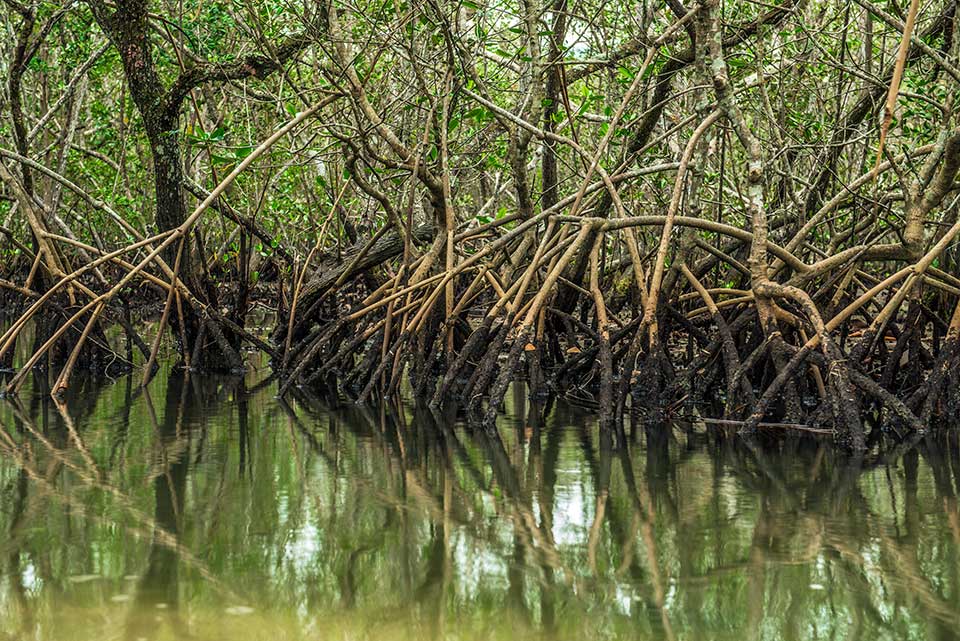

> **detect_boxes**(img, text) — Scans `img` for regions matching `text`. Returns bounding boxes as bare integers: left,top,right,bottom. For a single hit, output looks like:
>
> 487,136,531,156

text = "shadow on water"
0,370,959,640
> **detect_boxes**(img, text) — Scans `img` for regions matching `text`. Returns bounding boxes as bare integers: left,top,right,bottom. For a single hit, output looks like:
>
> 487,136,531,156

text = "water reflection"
0,371,958,640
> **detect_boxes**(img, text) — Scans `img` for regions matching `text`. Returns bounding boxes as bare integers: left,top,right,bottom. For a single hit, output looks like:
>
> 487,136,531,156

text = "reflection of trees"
3,469,32,640
2,374,960,641
700,438,960,640
249,388,960,641
125,372,191,640
0,371,244,640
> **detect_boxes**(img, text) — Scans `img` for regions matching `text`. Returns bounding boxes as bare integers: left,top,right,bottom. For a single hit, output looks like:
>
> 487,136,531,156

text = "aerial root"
4,214,960,449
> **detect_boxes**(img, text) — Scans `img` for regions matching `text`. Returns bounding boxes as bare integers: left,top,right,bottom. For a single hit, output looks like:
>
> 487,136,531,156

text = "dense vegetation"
0,0,958,448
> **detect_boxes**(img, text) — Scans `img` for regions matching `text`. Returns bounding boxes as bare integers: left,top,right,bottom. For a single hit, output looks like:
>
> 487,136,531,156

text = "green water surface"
0,370,958,640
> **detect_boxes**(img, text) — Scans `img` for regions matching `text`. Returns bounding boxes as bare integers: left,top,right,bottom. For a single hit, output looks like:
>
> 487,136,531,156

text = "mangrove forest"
1,0,960,638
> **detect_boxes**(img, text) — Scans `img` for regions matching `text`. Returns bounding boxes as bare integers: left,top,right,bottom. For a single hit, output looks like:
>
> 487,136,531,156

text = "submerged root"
6,206,960,454
214,205,960,451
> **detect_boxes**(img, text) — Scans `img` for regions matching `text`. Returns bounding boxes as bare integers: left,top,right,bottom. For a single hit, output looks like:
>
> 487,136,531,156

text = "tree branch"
162,31,313,119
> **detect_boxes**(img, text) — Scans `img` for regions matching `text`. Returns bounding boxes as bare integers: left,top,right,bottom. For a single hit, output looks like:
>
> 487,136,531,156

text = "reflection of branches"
3,468,33,639
6,368,960,640
0,403,238,602
717,434,960,636
296,390,589,595
125,380,191,641
616,432,676,641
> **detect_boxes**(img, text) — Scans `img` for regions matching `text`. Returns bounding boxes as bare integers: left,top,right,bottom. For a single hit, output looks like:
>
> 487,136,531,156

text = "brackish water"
0,369,959,641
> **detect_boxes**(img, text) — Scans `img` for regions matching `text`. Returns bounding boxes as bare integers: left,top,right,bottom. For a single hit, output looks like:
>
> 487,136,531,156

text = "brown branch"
162,30,314,119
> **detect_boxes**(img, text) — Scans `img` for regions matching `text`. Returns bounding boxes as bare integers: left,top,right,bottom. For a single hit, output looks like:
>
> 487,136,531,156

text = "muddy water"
0,369,958,641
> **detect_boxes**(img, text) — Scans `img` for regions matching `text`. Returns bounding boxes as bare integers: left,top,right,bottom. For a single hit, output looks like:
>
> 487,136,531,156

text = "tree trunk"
89,0,237,370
